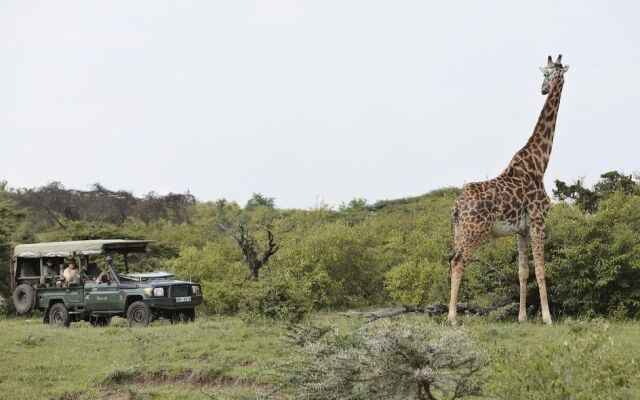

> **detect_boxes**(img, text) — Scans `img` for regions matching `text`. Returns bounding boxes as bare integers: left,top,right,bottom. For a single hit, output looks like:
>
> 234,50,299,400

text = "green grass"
0,313,639,399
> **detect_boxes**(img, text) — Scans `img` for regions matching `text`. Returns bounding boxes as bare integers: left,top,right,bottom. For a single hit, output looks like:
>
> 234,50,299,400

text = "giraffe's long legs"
517,232,530,323
448,258,467,327
448,233,486,326
530,224,552,325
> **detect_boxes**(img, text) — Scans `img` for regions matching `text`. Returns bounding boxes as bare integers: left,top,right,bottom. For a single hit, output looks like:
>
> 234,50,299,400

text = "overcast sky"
1,1,639,208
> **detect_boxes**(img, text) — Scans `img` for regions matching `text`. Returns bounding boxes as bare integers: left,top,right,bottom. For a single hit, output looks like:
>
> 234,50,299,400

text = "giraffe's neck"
504,75,565,179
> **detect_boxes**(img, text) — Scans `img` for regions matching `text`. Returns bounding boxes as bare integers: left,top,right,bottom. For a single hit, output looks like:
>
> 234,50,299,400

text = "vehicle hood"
119,272,174,280
118,272,195,285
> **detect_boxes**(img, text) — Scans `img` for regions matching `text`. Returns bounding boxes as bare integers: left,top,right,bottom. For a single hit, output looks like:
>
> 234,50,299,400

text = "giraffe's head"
539,55,569,95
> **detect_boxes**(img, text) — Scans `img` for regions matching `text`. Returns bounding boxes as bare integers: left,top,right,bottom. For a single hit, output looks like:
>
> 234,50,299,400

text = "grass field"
0,313,639,400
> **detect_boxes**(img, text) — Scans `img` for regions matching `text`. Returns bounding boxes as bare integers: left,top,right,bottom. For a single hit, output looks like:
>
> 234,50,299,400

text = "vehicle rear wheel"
13,284,36,315
127,301,151,327
48,303,70,327
90,315,112,327
185,308,195,322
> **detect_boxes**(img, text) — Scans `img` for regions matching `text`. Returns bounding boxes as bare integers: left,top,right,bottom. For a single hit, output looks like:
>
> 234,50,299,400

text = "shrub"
464,236,518,306
271,221,388,309
0,296,9,319
200,270,247,315
240,269,312,323
386,260,449,305
546,194,640,318
170,242,249,315
278,319,487,399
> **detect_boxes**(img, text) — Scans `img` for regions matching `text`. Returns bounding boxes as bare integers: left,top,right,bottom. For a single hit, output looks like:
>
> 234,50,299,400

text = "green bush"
1,183,23,297
386,260,449,305
271,221,388,309
240,269,312,323
464,236,518,306
170,242,249,315
546,194,640,318
200,267,247,315
0,296,9,319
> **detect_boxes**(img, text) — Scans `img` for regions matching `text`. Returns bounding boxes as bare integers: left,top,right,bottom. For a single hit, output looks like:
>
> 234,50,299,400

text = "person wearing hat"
42,258,57,277
62,259,81,284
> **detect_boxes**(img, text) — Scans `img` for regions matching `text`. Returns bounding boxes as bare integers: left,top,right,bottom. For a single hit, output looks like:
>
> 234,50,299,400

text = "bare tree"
232,225,279,280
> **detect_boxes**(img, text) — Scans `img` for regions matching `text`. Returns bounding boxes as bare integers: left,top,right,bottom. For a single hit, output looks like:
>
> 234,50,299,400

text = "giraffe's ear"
562,65,570,73
539,66,548,73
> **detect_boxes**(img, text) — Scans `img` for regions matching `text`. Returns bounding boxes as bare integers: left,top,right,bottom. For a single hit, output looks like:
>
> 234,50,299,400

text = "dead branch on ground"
338,294,517,322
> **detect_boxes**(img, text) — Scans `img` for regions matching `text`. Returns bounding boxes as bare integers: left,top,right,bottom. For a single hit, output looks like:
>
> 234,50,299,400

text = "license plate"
176,296,191,303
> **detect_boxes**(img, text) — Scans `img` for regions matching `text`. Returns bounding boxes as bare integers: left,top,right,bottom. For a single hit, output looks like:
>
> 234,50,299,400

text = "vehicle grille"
170,285,189,298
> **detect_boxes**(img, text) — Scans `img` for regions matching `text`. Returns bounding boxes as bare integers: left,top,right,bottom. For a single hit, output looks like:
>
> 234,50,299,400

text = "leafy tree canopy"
245,193,275,210
553,171,639,213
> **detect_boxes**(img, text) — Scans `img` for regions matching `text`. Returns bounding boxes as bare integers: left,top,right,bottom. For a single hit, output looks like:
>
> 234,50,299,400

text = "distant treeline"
10,182,196,227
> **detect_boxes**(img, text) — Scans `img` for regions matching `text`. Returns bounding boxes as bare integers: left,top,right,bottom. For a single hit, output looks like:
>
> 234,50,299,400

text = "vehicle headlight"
191,285,200,295
144,288,153,296
153,287,165,297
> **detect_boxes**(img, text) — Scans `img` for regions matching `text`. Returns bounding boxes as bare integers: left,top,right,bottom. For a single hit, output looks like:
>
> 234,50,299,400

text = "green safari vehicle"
9,239,202,327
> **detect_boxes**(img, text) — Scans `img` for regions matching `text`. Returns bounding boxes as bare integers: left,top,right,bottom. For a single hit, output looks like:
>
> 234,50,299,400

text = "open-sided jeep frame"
9,239,202,327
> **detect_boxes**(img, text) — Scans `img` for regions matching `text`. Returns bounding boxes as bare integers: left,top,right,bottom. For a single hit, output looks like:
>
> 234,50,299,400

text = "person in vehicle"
62,259,81,284
85,261,99,278
42,258,57,277
95,269,111,284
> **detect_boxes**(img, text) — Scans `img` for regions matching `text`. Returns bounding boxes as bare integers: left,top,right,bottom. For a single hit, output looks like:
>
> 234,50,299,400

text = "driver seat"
86,263,100,278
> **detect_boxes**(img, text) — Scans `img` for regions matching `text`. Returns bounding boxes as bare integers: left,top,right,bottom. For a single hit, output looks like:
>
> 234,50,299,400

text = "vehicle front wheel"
48,303,70,327
127,301,151,327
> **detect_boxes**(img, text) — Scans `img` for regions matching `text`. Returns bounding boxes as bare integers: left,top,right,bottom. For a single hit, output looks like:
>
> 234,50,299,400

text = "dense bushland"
2,171,640,320
0,182,23,298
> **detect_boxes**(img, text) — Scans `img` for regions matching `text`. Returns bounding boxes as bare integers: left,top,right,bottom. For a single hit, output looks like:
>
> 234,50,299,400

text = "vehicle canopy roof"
13,239,153,259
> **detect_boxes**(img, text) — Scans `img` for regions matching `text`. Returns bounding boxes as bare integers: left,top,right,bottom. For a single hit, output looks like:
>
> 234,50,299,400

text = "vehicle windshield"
86,252,155,282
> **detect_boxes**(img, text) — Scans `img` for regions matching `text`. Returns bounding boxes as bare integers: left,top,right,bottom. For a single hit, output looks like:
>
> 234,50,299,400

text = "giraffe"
448,55,569,326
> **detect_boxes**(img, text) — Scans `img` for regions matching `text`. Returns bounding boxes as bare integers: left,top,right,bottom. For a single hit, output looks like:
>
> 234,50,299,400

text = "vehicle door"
84,281,123,311
65,285,85,306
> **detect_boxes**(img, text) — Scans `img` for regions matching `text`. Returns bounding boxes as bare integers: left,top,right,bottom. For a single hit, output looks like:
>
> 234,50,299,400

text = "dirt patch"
101,365,263,390
56,389,143,400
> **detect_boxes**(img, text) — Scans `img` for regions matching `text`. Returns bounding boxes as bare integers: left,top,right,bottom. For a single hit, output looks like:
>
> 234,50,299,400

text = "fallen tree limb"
338,295,518,322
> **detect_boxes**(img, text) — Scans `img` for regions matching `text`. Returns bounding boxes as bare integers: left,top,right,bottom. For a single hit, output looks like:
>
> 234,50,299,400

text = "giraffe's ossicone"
448,55,569,326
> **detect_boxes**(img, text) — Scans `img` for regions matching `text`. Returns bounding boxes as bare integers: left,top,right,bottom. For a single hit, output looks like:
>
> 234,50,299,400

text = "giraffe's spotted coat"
447,60,567,326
